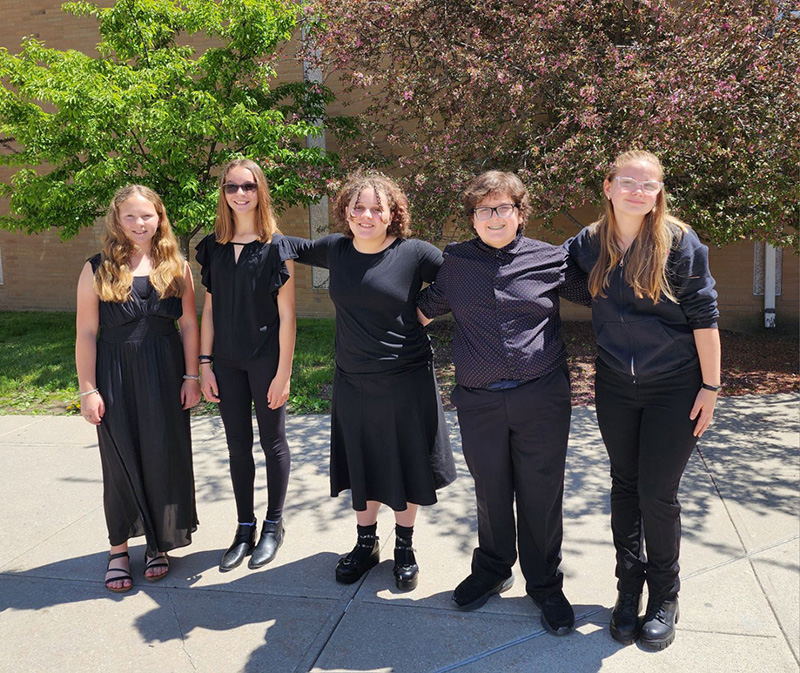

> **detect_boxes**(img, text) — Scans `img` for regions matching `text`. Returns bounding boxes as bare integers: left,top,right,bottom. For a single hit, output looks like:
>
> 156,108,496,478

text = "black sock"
356,523,377,539
395,524,414,542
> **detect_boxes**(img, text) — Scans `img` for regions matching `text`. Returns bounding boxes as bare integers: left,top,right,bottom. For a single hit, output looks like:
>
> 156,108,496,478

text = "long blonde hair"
94,185,185,302
588,150,688,304
214,159,278,244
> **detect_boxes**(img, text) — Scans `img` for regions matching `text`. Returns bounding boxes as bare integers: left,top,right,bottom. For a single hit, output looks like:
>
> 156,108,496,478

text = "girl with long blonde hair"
196,159,296,572
568,150,721,650
76,185,200,593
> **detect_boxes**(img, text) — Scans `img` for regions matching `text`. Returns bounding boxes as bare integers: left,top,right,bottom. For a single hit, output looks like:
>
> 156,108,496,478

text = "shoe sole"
609,624,639,646
395,574,419,591
335,554,379,584
452,576,514,611
639,632,676,650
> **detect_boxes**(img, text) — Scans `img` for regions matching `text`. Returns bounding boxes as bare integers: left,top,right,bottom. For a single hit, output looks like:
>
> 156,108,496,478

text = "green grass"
0,312,336,415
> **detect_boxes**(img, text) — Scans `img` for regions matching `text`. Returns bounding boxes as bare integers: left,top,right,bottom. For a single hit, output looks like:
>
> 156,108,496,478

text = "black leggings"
214,356,291,523
595,361,701,602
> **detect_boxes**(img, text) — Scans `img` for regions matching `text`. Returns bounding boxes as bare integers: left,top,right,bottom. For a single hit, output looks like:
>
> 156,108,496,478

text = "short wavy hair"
333,172,412,239
462,171,532,234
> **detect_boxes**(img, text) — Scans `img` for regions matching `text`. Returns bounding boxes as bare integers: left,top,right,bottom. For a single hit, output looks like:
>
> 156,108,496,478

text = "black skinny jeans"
595,360,702,602
214,355,291,523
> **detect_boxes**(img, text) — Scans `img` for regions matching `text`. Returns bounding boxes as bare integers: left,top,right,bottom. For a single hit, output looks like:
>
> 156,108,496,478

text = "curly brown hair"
333,172,412,239
462,171,532,234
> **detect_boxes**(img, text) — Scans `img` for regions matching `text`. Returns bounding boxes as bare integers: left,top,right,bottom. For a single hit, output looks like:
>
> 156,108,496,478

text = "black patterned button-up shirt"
417,234,590,389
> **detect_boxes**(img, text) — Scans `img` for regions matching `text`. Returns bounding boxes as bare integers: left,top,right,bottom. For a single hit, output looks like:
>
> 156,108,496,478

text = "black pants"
452,365,571,601
215,356,291,523
595,361,702,602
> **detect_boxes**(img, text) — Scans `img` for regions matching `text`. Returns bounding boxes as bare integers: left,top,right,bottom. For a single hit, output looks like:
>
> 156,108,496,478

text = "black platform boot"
393,525,419,591
640,598,679,650
335,524,379,584
609,591,642,645
219,521,256,572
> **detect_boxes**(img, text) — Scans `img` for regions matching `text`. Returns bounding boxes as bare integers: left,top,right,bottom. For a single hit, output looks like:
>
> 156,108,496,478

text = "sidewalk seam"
696,446,800,666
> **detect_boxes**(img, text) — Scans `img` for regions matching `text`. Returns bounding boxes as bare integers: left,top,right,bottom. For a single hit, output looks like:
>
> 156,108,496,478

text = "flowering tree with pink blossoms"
309,0,798,248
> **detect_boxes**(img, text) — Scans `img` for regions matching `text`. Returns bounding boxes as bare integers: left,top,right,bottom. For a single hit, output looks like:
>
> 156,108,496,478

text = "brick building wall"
1,1,797,332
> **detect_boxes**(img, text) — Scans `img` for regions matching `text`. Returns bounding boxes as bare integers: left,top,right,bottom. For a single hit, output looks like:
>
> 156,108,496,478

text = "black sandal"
105,551,133,593
144,552,170,582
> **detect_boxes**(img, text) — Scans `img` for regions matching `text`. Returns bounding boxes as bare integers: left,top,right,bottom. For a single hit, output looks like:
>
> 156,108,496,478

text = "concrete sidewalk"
0,394,797,673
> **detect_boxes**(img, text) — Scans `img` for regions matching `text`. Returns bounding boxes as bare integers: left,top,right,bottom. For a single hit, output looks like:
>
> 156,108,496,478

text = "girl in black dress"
196,159,296,572
280,173,456,591
76,185,200,593
568,150,721,650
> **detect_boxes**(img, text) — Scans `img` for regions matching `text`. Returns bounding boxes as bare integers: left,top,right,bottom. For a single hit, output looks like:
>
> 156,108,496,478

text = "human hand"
416,307,433,326
689,387,718,437
267,372,290,410
181,379,202,409
81,392,105,425
201,367,220,403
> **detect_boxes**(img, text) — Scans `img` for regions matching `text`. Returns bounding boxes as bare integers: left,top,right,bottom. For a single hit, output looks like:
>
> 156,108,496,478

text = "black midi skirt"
330,360,456,511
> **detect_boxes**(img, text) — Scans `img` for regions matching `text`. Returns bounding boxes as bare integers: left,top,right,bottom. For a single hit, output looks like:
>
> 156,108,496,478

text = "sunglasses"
222,182,258,195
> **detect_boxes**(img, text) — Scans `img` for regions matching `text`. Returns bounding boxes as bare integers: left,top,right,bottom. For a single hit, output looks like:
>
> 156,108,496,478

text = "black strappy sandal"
105,551,133,593
144,552,170,582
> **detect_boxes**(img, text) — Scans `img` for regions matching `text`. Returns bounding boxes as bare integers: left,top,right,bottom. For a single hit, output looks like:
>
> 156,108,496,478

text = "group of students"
75,149,720,652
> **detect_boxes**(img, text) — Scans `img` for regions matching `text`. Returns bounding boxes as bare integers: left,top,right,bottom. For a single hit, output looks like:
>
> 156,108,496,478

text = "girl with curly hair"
280,172,456,591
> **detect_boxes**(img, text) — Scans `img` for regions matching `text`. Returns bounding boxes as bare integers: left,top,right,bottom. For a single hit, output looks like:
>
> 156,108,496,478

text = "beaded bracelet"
78,388,99,397
183,374,200,381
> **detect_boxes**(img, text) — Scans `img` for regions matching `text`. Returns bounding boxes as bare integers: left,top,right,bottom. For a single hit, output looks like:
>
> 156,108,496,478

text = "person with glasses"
195,158,297,573
567,150,721,650
279,173,456,591
417,171,590,636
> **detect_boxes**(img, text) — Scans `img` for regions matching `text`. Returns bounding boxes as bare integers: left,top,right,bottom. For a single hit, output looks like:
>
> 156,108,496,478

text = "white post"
764,243,776,328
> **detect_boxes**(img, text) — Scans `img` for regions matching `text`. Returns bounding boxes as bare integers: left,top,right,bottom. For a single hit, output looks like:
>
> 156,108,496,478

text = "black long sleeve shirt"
417,233,590,389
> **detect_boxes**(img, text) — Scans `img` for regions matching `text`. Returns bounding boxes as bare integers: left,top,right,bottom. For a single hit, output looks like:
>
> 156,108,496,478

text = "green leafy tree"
0,0,345,250
311,0,799,249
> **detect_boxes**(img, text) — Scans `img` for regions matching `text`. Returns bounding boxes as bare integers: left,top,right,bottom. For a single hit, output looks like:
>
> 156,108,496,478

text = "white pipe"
764,243,776,328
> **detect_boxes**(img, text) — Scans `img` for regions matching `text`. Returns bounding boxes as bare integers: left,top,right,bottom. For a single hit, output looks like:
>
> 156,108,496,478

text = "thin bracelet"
183,374,200,381
78,388,99,397
701,382,722,392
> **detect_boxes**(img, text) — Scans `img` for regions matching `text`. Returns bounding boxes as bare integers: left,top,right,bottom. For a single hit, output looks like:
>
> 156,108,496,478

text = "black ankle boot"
220,522,256,572
335,534,380,584
609,591,642,645
248,520,284,569
393,536,419,591
640,598,679,650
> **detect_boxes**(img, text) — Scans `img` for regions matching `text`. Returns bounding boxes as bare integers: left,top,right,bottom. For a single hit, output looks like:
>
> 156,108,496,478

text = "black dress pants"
215,355,291,523
595,360,702,601
452,365,571,601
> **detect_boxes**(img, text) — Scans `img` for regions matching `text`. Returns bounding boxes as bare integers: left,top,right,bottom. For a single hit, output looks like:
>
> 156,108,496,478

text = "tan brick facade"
1,1,797,332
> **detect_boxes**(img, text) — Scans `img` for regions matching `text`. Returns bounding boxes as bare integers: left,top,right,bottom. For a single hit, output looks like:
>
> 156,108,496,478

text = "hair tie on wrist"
701,383,722,392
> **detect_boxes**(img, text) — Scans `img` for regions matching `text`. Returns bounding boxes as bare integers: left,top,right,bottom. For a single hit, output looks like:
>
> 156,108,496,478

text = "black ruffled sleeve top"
195,232,290,361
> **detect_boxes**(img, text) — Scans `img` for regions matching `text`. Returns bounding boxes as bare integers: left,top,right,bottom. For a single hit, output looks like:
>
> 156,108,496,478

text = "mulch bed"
427,320,799,410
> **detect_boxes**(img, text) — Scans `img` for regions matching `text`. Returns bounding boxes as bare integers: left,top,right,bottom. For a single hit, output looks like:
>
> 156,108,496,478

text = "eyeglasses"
222,182,258,195
615,177,663,195
472,204,518,221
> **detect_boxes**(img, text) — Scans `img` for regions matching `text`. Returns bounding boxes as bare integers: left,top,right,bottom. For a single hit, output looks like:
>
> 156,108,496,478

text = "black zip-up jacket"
566,224,719,383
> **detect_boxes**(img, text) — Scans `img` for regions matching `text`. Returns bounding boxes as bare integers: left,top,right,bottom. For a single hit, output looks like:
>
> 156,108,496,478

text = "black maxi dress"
90,255,197,552
279,235,456,512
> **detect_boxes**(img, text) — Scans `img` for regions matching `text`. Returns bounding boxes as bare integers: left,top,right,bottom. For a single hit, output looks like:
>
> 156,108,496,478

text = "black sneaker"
532,590,575,636
452,573,514,611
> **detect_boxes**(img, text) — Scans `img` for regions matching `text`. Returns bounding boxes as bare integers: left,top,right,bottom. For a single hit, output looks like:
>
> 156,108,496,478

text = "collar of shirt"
473,232,525,257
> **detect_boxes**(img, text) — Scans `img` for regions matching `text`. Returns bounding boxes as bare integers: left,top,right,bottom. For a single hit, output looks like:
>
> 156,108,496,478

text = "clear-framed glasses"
472,204,518,221
223,182,258,195
615,177,663,195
